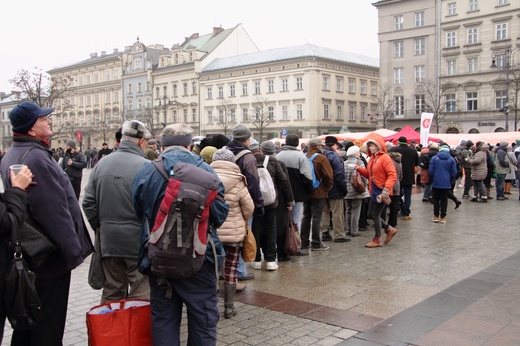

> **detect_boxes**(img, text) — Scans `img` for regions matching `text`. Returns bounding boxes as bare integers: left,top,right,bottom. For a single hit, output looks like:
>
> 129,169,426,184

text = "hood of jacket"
388,151,402,163
365,136,386,158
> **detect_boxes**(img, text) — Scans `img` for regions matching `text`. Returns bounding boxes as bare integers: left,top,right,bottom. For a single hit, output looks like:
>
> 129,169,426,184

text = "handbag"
284,213,301,256
86,299,152,346
4,214,42,330
352,171,366,193
241,223,257,263
88,229,106,290
20,213,57,270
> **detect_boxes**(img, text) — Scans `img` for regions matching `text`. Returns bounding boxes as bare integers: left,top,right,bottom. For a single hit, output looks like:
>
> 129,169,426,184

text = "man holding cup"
0,101,93,345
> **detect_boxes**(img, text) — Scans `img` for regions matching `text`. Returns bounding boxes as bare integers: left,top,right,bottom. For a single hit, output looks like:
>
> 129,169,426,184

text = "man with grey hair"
82,120,152,303
132,123,229,345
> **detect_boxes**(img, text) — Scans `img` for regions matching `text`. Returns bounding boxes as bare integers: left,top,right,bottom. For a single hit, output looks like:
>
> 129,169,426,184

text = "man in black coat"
391,136,419,220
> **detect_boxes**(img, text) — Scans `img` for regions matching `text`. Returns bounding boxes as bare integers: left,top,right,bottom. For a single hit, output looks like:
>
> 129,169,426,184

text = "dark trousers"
463,167,473,195
368,199,389,239
358,197,370,228
400,185,412,216
11,272,71,346
385,195,400,227
70,178,82,200
149,261,219,346
301,199,326,248
252,208,277,262
432,188,449,218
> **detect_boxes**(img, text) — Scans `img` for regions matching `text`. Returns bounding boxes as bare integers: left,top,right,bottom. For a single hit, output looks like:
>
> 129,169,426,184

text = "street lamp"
490,47,519,131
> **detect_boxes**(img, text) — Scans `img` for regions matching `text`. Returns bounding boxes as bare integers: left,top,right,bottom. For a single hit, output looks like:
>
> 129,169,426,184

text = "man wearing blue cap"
0,101,93,345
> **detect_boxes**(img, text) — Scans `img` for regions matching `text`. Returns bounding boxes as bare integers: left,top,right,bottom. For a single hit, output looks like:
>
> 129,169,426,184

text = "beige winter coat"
211,160,254,244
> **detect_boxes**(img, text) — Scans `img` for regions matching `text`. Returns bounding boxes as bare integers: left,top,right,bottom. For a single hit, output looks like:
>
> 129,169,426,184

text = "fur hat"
210,134,230,149
212,148,235,163
232,124,251,141
324,136,339,146
9,101,54,134
261,141,275,155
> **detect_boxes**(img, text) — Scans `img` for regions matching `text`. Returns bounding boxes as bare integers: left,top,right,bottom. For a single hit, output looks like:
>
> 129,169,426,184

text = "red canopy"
383,125,420,143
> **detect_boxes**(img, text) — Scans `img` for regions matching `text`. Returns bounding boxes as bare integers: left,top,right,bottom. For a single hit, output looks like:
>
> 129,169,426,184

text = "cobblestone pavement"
3,168,520,345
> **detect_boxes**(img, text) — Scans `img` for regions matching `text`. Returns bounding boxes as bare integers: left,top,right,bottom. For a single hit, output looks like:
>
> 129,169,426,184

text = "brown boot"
384,227,397,244
365,238,382,248
486,188,493,200
505,181,512,194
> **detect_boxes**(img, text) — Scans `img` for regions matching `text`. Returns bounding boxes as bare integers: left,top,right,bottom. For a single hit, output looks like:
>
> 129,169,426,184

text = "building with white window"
374,0,520,133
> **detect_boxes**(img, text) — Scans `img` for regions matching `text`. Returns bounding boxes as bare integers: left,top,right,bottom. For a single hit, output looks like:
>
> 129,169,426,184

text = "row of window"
393,38,426,58
155,82,198,99
71,69,120,87
445,23,508,48
447,0,508,17
66,91,120,107
393,65,426,84
393,11,425,31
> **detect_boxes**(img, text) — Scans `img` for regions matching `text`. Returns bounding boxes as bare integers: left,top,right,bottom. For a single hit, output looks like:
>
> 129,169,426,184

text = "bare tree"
213,98,237,136
508,68,520,131
370,84,394,129
419,80,457,134
248,97,276,141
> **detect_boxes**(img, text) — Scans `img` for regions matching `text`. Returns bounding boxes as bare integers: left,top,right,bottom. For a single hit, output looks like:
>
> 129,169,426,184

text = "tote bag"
284,213,301,256
241,223,257,262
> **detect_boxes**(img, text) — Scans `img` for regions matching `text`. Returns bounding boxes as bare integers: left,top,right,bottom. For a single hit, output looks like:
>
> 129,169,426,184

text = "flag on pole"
420,113,434,147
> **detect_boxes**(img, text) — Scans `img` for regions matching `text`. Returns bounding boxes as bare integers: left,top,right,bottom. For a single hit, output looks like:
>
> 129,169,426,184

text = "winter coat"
306,147,333,199
276,145,313,202
344,156,369,199
82,141,148,258
506,151,517,180
61,149,87,180
391,143,419,185
494,147,510,175
211,160,254,244
357,137,397,196
468,143,489,180
429,151,457,189
0,137,93,279
322,145,348,199
388,151,403,195
419,148,430,184
252,151,294,209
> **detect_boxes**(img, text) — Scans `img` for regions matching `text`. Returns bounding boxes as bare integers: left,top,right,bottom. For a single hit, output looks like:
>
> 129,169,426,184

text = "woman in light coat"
343,145,369,237
467,141,489,202
210,149,254,319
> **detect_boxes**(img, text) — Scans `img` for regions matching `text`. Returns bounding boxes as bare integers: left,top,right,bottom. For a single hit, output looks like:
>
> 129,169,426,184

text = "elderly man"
0,101,93,345
145,139,159,160
132,123,229,345
82,120,153,303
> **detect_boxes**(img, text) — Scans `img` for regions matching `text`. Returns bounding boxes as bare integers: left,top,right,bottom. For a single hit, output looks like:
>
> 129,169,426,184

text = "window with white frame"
394,68,404,84
173,110,178,123
446,93,457,112
105,92,110,103
134,58,141,70
296,77,303,90
394,41,404,58
446,32,456,47
448,2,456,15
183,83,188,96
469,0,478,11
268,106,274,121
242,108,248,121
184,109,188,123
281,78,288,91
394,15,403,30
86,95,91,106
414,38,425,55
218,109,224,124
94,94,99,105
414,65,425,82
79,96,83,107
349,104,356,120
93,73,99,83
192,82,197,95
498,0,508,5
337,104,343,120
496,23,508,40
415,11,424,27
371,81,377,96
242,83,248,96
360,104,367,121
282,105,288,120
494,53,506,69
230,85,236,97
336,77,343,92
348,78,356,93
468,57,478,73
495,90,508,109
218,86,224,98
323,104,330,119
296,104,303,119
128,84,132,94
447,60,457,76
207,87,213,99
321,76,332,92
254,81,261,94
360,80,367,94
173,84,178,97
467,28,478,44
230,109,236,123
466,92,478,110
415,94,426,115
268,80,274,93
114,91,119,102
395,96,404,116
192,108,197,122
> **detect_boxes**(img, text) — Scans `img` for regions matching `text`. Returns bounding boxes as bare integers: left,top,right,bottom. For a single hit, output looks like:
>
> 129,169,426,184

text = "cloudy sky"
1,0,379,92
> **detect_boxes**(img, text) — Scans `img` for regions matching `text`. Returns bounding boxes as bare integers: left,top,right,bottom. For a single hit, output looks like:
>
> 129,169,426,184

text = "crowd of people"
0,101,519,345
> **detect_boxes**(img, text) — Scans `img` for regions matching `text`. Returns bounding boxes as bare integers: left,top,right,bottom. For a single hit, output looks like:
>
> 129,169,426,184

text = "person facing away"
0,101,93,345
82,120,153,303
132,123,229,346
429,145,457,224
61,139,87,199
0,165,32,343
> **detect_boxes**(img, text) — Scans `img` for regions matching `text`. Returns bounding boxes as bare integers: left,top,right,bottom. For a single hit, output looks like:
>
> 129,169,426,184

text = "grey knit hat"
249,138,259,151
232,124,251,141
212,148,235,163
261,141,275,155
66,139,76,149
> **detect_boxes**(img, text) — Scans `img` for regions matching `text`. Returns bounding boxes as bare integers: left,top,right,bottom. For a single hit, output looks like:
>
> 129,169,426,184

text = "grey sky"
1,0,379,92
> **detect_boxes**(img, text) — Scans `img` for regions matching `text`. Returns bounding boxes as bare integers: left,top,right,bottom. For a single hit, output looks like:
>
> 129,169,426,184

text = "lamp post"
491,47,519,131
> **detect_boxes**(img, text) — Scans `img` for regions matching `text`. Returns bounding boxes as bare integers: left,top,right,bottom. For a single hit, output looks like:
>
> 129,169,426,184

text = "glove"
254,207,265,217
381,187,390,200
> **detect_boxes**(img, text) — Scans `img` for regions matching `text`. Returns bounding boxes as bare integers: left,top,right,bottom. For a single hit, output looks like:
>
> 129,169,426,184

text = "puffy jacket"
322,146,347,199
276,145,313,202
306,147,333,199
429,151,457,189
388,151,402,195
211,160,254,244
468,143,489,180
344,156,369,199
357,137,397,195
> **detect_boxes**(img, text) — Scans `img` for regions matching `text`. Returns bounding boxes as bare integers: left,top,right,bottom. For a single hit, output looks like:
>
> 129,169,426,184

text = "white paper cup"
10,164,26,175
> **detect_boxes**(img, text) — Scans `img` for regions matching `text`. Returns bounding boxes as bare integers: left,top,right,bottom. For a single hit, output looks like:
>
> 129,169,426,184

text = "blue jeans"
148,261,219,346
496,173,506,198
400,185,412,216
422,183,431,200
291,201,304,233
301,198,326,248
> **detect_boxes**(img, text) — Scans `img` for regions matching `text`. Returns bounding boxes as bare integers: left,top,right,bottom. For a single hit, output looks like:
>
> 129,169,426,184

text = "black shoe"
470,197,479,202
277,255,291,262
238,273,255,281
351,233,361,237
322,232,332,241
422,199,429,203
296,249,309,256
455,201,462,209
334,237,351,243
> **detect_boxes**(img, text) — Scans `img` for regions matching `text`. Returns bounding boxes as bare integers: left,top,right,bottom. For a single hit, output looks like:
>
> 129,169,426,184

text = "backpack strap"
235,149,252,162
263,156,269,168
309,153,319,162
152,160,171,181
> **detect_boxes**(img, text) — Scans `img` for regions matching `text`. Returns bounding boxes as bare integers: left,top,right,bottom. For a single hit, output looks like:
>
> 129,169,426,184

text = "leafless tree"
419,80,457,134
213,98,237,136
248,97,276,141
508,68,520,131
370,84,394,129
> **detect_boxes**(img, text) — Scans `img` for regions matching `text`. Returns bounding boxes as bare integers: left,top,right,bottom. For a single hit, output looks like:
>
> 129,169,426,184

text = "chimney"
213,27,224,36
191,33,199,39
113,48,119,53
101,51,106,56
90,52,98,58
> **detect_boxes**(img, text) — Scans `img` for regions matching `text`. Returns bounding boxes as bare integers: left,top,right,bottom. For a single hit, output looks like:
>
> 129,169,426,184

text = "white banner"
420,112,434,147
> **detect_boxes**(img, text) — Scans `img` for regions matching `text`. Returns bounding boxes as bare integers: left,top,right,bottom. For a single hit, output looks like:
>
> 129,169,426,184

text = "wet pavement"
2,168,520,345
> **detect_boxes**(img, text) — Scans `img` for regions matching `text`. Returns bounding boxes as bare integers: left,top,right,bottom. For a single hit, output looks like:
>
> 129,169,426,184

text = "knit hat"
285,134,299,147
440,145,450,152
429,142,439,150
212,148,235,163
210,134,230,149
499,141,508,148
465,140,474,148
200,146,217,164
9,101,54,134
122,120,152,139
346,145,360,157
398,136,408,145
66,139,76,149
324,136,339,146
249,138,259,151
232,124,251,141
261,141,275,155
308,138,323,147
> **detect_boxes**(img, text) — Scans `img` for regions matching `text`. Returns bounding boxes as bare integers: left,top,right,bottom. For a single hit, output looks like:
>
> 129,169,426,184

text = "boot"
224,283,237,318
505,181,512,194
486,188,493,200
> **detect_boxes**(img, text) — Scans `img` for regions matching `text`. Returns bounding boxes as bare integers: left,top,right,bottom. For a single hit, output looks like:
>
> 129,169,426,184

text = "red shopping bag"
86,299,152,346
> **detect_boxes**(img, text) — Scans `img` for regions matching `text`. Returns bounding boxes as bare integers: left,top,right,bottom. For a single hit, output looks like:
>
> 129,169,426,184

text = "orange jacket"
357,137,397,195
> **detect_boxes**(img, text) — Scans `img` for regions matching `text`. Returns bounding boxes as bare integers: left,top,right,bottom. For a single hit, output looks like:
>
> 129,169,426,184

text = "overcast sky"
1,0,379,92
